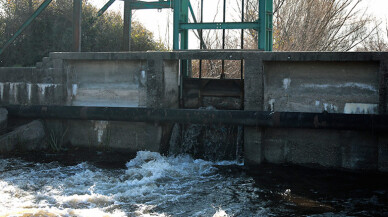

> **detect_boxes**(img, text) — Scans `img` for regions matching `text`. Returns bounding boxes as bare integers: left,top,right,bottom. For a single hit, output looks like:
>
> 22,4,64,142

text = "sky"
90,0,388,49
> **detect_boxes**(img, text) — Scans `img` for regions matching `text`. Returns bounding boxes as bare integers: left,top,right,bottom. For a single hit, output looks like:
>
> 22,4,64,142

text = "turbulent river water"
0,151,387,217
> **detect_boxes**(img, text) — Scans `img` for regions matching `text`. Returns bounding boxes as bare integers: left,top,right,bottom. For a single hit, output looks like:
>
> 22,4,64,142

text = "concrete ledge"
49,51,388,61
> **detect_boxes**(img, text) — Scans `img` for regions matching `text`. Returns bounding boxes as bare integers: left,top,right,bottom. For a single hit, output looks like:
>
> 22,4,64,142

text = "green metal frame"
124,0,272,51
98,0,117,16
0,0,273,58
122,0,272,77
180,22,259,30
0,0,53,56
259,0,273,51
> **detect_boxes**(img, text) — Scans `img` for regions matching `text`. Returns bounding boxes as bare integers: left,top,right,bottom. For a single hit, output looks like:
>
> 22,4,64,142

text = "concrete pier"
0,51,387,172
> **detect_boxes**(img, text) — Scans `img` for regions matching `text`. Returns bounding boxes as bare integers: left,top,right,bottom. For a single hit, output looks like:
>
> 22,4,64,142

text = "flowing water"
0,151,387,217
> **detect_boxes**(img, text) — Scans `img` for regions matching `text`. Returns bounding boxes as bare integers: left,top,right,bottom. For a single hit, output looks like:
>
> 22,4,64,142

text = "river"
0,151,387,216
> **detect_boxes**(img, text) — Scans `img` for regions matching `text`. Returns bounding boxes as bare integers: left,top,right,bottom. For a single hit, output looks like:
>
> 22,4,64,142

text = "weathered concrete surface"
241,53,387,171
0,108,7,134
65,120,162,153
0,57,65,106
379,134,388,172
340,131,378,170
163,60,179,108
244,127,264,165
263,129,342,167
0,54,178,153
65,60,146,107
264,62,379,113
244,59,265,164
263,129,378,170
0,120,45,153
61,58,178,151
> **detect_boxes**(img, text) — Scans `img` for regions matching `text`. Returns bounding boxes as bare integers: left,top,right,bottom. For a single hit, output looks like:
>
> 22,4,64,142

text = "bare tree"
244,0,378,51
358,19,388,51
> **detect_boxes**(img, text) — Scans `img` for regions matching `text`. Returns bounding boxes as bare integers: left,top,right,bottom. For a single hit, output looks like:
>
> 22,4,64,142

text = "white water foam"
0,152,265,216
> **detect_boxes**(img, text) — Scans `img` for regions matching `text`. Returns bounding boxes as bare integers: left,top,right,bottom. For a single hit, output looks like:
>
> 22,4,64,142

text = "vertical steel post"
173,0,180,50
240,0,245,80
266,0,273,51
240,0,246,109
258,0,264,50
73,0,82,52
221,0,226,79
123,0,132,51
259,0,273,51
199,0,203,79
180,0,189,77
241,0,245,51
181,0,189,50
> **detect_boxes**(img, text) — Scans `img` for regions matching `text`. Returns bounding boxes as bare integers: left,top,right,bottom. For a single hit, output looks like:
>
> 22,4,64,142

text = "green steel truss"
0,0,273,57
123,0,273,51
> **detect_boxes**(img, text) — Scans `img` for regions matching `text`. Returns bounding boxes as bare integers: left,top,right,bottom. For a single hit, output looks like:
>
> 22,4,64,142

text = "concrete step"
42,57,53,68
36,62,43,68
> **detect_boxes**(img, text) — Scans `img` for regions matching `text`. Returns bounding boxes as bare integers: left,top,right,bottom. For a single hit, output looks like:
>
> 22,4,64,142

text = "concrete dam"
0,51,387,172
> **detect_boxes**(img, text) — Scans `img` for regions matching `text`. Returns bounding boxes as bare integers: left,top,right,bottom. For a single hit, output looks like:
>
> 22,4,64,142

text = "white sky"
90,0,388,49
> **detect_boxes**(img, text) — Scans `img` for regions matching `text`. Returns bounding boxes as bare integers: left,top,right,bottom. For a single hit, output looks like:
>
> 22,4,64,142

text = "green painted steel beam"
180,22,259,30
0,0,52,56
180,0,189,76
131,1,173,10
173,0,180,50
123,0,132,51
259,0,273,51
187,0,207,49
265,0,273,51
180,0,189,49
188,1,197,22
73,0,82,52
98,0,116,17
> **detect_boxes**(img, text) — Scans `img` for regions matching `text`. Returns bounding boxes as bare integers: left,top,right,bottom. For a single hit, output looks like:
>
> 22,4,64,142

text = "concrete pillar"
72,0,82,52
146,58,164,108
0,108,7,134
379,58,388,172
378,59,388,114
341,131,378,171
244,58,265,166
51,59,67,105
378,134,388,172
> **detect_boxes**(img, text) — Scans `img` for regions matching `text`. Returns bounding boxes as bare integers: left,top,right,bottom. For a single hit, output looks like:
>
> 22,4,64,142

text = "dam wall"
243,52,388,172
0,53,179,153
0,51,387,172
